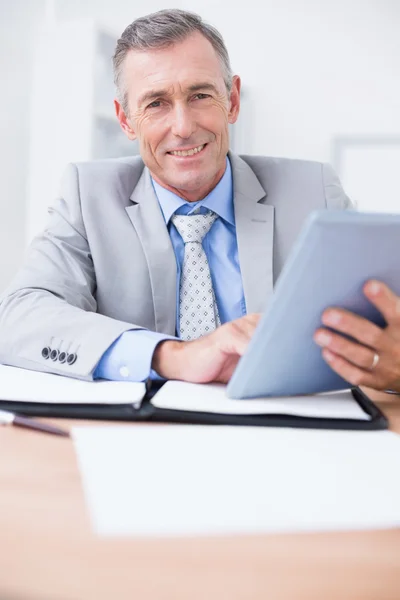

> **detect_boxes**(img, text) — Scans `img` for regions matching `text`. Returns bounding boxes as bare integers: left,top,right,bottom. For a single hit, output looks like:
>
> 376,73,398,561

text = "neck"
152,165,226,202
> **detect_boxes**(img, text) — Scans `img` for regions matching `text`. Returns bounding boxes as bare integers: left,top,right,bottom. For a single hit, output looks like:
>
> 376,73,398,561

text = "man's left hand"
314,280,400,392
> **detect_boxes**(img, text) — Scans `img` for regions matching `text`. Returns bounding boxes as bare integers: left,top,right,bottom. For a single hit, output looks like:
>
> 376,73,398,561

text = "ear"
228,75,241,125
114,99,137,141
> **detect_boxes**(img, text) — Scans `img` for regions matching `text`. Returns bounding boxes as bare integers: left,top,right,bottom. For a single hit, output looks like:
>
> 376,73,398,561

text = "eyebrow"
186,83,219,94
138,83,219,107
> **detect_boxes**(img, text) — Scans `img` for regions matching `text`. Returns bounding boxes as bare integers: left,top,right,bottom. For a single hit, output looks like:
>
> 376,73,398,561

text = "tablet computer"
227,210,400,398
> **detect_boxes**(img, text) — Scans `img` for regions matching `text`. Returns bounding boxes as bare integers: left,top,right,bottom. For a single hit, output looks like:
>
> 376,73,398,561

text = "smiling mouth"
167,144,207,157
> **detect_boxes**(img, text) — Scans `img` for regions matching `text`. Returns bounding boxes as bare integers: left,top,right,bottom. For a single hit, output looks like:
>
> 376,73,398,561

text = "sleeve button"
66,353,77,365
50,349,59,361
41,347,51,359
59,352,67,364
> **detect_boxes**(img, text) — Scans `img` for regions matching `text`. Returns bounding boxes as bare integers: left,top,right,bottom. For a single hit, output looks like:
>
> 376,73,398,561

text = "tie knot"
171,210,219,244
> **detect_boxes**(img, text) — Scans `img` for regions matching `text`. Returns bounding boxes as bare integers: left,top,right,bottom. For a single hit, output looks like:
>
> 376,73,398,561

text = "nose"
170,103,196,139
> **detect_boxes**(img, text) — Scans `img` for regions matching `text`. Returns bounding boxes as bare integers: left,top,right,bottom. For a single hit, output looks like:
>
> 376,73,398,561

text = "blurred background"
0,0,399,290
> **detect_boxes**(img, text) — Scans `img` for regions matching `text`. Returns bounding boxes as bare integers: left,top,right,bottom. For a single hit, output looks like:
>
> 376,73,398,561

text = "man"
0,9,399,392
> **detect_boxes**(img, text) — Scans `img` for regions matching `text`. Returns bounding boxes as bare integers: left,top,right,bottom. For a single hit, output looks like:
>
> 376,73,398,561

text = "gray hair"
113,9,233,113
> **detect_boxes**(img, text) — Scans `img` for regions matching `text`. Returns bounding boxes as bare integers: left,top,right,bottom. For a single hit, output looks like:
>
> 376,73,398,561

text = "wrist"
152,339,185,379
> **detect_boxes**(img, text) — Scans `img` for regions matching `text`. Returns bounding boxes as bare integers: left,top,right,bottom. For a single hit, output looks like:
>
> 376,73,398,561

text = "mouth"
167,143,207,158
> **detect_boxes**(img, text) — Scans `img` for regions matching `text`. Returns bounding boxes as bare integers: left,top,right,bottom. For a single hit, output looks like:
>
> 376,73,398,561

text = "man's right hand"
151,313,261,384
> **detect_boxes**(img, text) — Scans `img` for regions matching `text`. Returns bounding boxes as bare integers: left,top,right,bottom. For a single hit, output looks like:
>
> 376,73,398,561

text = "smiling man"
0,9,399,392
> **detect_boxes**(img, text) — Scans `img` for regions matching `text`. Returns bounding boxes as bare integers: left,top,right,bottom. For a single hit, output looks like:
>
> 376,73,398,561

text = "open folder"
0,365,387,431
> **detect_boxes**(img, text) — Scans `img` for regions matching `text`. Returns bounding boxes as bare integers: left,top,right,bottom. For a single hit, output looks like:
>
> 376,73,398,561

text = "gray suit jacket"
0,152,351,379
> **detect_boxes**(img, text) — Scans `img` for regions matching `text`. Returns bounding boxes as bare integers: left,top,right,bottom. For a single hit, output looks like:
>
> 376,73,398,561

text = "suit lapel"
125,168,177,334
229,153,274,314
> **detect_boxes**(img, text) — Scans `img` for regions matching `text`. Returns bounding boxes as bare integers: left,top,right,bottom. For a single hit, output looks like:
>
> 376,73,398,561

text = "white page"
151,381,369,420
0,364,146,404
73,425,400,537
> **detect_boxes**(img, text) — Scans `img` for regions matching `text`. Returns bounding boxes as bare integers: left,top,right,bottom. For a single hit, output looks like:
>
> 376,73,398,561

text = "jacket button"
67,352,77,365
41,347,50,359
59,351,67,364
50,349,59,361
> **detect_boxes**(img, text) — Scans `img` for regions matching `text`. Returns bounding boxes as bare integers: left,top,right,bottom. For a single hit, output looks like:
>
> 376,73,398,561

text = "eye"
147,100,162,109
194,93,211,100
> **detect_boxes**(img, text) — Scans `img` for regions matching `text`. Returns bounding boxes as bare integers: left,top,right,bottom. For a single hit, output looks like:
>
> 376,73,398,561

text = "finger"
219,315,261,356
321,348,388,390
314,328,378,370
231,313,262,337
238,313,262,326
363,280,400,327
222,329,252,356
321,307,387,351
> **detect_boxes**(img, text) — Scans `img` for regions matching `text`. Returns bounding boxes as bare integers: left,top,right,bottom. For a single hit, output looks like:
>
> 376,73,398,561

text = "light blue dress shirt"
94,157,246,382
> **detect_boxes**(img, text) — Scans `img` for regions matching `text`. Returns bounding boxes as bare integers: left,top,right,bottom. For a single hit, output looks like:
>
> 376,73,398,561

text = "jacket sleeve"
322,162,355,210
0,164,141,380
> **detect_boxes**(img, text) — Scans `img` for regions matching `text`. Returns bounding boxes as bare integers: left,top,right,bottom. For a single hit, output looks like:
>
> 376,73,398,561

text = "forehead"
123,32,226,103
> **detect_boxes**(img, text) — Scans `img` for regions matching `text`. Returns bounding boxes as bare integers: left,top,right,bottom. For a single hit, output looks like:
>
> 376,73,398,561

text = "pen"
0,409,70,437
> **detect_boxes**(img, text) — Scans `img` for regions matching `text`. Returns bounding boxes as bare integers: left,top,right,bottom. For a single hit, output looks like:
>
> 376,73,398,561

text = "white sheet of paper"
73,425,400,537
151,381,369,420
0,364,146,404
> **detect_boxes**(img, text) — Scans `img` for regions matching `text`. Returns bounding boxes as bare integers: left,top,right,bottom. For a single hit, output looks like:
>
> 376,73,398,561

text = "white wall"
0,0,44,289
1,0,399,289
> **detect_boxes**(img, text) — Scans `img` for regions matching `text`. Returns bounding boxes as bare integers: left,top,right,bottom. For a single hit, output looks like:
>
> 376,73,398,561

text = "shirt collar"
151,157,234,226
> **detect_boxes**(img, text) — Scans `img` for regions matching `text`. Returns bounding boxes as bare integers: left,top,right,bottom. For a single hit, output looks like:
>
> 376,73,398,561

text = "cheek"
136,122,161,151
203,105,230,134
196,113,228,155
139,116,170,150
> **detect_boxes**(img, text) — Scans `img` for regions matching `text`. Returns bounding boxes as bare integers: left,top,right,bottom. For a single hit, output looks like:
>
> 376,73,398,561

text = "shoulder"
65,156,145,197
235,153,325,183
232,153,351,209
73,155,144,175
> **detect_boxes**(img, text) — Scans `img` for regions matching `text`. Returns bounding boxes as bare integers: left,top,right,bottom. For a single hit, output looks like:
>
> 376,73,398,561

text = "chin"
173,171,212,189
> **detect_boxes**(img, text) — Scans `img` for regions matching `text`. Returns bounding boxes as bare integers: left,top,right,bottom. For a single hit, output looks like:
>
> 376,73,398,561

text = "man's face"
115,32,240,201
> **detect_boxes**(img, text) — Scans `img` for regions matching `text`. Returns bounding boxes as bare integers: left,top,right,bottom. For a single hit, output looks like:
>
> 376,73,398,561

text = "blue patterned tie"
171,210,221,340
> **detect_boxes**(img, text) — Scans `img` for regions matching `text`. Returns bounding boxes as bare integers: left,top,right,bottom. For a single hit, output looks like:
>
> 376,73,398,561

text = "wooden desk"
1,389,400,600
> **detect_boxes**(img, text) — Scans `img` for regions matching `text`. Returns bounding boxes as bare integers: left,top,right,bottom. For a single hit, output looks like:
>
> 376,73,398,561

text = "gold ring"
370,353,380,370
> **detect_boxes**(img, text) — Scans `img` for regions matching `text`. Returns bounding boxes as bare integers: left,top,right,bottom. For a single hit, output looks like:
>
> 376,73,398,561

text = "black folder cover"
0,385,388,431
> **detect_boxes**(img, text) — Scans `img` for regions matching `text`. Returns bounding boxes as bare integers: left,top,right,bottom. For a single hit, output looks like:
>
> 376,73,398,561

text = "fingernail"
323,311,341,326
323,349,334,362
314,332,331,346
368,281,381,295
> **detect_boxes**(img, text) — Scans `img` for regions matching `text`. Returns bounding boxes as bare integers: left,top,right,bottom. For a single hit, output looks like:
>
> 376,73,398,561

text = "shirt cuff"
93,329,178,382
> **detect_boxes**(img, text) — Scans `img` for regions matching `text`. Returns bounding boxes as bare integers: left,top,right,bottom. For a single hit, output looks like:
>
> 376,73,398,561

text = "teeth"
170,144,205,157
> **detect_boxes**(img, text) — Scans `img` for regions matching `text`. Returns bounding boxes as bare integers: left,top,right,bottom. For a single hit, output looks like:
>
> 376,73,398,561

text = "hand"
314,280,400,392
152,313,261,384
